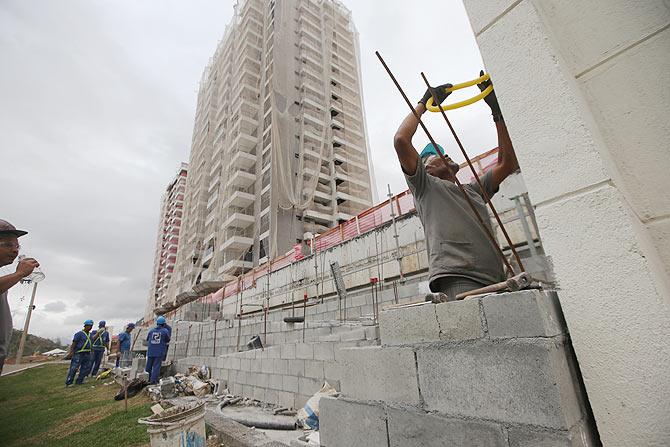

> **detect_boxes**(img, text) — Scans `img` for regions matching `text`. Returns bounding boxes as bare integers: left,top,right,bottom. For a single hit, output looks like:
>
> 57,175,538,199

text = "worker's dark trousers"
145,356,162,384
66,352,91,385
89,349,105,376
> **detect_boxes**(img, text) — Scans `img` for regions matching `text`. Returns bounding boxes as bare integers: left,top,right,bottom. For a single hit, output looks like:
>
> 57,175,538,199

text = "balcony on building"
221,234,254,252
303,208,333,226
218,259,253,278
226,169,256,190
223,189,255,209
222,212,255,230
231,132,258,154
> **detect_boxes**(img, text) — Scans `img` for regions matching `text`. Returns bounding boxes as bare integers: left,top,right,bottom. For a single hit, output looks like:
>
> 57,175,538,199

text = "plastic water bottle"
18,255,45,282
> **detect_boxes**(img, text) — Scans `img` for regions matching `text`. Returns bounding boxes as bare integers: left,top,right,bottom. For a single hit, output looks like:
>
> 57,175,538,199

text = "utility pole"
15,281,38,365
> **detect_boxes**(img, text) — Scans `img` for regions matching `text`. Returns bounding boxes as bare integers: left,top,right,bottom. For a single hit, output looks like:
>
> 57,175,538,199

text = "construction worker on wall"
145,316,170,384
65,320,94,386
89,320,109,376
116,322,135,368
393,73,519,301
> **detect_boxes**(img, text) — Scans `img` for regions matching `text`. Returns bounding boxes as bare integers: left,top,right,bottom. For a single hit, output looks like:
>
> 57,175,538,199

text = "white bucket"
139,402,206,447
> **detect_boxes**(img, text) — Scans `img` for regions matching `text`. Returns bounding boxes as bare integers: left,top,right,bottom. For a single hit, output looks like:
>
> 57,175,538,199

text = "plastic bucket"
138,402,206,447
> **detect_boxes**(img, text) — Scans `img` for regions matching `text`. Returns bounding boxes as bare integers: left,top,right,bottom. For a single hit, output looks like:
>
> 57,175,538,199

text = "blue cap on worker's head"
98,320,106,327
156,316,166,325
84,319,94,326
419,143,444,160
127,322,136,329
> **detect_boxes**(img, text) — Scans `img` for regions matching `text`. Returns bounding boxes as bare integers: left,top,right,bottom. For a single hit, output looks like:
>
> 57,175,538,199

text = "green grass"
0,363,151,447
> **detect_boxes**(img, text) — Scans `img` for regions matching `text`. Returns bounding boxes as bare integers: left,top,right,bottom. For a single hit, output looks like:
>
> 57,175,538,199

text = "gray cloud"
42,301,67,313
1,0,498,343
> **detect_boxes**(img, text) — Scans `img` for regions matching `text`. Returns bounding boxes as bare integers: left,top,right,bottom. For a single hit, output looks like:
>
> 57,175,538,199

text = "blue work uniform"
65,330,93,385
89,329,109,376
116,331,132,367
145,326,170,384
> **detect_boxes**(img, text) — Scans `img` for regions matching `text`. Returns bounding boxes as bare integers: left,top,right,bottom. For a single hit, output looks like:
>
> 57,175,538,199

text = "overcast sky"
0,0,496,344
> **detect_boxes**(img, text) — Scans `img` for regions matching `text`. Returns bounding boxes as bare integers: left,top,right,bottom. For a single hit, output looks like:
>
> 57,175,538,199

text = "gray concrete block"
314,342,335,361
269,374,283,391
340,327,367,342
298,377,322,396
379,303,440,345
436,299,484,341
386,406,506,447
253,386,265,402
274,358,289,375
264,388,279,405
281,342,296,360
296,343,314,360
320,397,388,447
417,339,583,429
282,375,299,393
304,360,324,378
277,390,295,409
340,346,420,405
482,290,566,339
288,359,305,377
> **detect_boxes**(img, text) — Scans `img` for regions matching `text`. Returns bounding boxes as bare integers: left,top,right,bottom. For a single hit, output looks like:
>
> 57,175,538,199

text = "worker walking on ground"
145,316,170,384
0,220,39,374
393,73,519,301
89,320,110,376
116,322,135,368
65,320,94,386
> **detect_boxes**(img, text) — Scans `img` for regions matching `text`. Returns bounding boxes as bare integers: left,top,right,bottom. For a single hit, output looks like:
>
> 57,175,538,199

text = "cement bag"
183,375,211,397
297,381,337,429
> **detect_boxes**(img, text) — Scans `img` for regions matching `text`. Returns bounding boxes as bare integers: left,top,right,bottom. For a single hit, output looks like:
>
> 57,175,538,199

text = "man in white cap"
0,219,39,374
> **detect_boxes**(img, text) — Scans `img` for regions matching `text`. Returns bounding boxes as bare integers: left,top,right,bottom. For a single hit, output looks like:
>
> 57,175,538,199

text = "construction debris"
145,366,219,402
296,381,338,430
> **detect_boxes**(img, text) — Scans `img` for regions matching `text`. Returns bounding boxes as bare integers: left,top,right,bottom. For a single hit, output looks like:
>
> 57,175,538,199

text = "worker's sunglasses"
0,242,20,250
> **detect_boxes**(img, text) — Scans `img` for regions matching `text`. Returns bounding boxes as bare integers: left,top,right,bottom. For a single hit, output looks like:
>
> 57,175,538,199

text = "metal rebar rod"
388,184,405,283
420,71,525,272
302,293,307,342
185,325,192,357
213,319,218,357
172,326,179,362
375,51,514,274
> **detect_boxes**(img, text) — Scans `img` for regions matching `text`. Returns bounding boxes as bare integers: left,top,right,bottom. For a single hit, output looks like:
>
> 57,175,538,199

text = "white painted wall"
462,1,670,445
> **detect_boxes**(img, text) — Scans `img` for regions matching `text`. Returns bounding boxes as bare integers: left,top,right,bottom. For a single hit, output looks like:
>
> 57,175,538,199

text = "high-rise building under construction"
167,0,374,304
147,163,188,319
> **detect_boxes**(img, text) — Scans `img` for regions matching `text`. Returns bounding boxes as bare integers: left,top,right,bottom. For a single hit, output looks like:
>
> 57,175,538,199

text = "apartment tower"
167,0,373,302
146,163,188,318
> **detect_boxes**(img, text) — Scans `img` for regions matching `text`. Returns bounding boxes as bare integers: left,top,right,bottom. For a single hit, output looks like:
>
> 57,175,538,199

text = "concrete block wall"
321,290,598,446
175,334,378,410
166,276,426,361
462,1,670,445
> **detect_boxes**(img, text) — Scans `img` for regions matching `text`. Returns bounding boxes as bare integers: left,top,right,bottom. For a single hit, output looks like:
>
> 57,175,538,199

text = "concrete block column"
462,1,670,444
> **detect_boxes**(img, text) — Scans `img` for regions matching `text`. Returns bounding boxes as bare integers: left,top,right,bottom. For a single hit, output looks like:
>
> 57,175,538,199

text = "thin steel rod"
375,51,513,274
172,326,179,362
420,71,525,272
213,319,218,356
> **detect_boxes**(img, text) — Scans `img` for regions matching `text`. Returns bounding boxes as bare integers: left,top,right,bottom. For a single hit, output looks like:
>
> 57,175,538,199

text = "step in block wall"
323,290,598,446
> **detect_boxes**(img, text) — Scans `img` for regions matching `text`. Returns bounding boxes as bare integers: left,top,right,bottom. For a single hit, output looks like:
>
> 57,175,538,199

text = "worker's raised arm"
393,105,423,175
491,119,519,187
393,84,452,175
476,71,519,188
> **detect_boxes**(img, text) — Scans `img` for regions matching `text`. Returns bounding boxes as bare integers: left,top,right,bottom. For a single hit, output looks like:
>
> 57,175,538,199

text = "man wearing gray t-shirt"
393,74,519,300
0,220,39,374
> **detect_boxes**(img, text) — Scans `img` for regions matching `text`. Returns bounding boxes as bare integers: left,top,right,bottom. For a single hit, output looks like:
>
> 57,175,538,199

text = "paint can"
138,401,206,447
